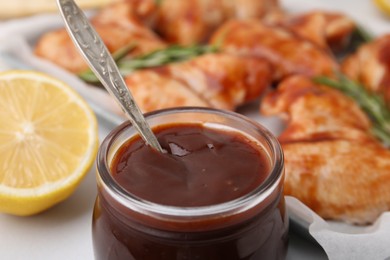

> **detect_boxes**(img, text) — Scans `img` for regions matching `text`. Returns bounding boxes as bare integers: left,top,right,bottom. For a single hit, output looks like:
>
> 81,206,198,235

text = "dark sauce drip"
111,123,270,207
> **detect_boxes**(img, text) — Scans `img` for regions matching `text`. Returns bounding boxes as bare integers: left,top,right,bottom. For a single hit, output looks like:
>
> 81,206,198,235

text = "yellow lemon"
0,70,98,216
374,0,390,16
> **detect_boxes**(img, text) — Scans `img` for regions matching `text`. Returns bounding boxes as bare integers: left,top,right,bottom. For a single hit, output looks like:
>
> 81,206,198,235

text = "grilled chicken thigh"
210,20,338,81
35,0,165,73
261,75,390,224
155,0,280,44
342,34,390,104
281,11,355,52
125,53,272,112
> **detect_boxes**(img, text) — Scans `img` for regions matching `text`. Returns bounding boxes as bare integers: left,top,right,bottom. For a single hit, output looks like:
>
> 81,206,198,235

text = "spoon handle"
57,0,163,152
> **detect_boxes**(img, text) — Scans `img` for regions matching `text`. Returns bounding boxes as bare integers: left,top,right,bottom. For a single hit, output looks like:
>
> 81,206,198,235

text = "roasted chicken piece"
210,20,338,81
261,75,390,224
125,53,272,112
342,34,390,104
155,0,280,44
281,11,356,52
124,70,210,112
35,0,166,73
261,76,372,143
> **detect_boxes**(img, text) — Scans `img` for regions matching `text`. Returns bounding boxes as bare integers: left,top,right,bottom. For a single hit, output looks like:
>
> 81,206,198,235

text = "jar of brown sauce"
93,108,288,260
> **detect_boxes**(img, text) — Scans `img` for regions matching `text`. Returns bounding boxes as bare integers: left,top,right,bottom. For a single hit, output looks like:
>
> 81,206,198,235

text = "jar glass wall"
93,107,288,260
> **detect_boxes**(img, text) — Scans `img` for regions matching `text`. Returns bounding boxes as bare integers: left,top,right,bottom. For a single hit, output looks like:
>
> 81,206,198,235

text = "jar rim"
97,107,284,220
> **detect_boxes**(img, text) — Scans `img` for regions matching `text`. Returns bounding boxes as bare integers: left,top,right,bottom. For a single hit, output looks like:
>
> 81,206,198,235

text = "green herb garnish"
314,74,390,146
337,24,373,60
79,44,219,84
118,44,218,74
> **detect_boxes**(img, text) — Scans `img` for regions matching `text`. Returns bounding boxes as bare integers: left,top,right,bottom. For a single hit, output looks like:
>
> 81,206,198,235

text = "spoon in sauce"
56,0,164,153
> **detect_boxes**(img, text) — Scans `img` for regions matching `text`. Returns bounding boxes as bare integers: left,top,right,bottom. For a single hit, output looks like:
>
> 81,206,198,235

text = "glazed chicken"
342,34,390,104
155,0,281,44
210,20,339,81
35,0,166,73
261,75,390,224
125,53,272,112
280,11,356,52
34,0,282,73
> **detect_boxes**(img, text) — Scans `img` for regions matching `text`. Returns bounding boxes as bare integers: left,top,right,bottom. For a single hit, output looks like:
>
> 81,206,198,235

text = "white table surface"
0,0,388,259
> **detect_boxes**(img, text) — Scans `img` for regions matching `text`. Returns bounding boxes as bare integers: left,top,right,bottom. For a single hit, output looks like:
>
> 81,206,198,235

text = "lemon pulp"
0,70,98,216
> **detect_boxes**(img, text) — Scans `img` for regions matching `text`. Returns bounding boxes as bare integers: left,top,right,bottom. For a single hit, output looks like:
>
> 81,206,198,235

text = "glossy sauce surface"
111,123,270,207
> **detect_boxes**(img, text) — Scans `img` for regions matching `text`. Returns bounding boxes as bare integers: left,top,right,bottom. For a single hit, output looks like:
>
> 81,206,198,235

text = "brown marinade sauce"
110,123,270,207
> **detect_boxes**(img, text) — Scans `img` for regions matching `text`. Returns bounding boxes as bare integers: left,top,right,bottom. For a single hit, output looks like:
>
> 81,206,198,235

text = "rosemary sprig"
79,44,219,83
337,24,373,60
118,44,218,73
354,24,374,43
314,74,390,146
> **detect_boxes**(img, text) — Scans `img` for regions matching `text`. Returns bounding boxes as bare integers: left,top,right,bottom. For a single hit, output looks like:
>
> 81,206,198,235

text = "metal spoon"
56,0,164,152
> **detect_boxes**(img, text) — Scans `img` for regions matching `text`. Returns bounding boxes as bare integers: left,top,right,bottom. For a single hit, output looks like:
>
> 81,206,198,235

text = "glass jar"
93,107,288,260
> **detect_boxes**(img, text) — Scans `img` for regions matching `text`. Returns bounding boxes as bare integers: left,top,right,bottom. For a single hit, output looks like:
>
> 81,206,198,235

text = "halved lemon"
0,70,98,216
374,0,390,16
